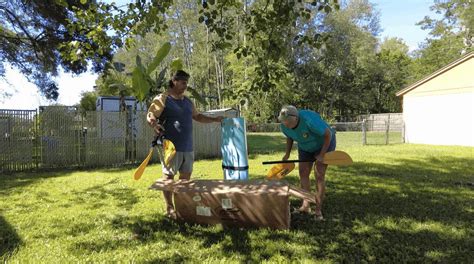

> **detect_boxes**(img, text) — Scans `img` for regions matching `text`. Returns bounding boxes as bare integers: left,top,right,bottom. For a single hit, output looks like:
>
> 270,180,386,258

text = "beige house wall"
404,58,474,97
402,56,474,146
403,92,474,146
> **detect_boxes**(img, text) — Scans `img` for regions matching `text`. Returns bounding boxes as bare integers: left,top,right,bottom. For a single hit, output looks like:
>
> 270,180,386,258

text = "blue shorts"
298,134,336,161
162,151,194,176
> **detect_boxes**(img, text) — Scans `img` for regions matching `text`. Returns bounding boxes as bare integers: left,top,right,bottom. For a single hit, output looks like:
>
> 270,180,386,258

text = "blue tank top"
159,95,193,151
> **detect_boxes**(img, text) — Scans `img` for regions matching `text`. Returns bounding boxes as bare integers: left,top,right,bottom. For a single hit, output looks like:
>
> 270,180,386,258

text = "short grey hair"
278,105,299,122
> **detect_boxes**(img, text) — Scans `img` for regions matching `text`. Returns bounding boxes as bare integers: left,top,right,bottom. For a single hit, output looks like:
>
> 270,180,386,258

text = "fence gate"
0,109,37,172
39,106,82,168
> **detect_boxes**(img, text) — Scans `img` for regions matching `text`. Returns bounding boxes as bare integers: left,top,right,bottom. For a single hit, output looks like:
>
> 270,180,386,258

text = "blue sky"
375,0,437,51
1,0,439,110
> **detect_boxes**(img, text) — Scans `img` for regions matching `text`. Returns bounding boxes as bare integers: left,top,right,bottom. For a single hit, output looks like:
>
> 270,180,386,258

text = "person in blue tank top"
279,105,336,220
146,70,223,218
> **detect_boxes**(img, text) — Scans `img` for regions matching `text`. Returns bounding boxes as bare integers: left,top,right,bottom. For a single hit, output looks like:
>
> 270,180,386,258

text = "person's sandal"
292,207,311,215
166,206,177,220
315,213,324,221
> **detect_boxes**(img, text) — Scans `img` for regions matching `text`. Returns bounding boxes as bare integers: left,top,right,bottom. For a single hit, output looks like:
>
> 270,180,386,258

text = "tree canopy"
2,0,473,122
1,0,338,100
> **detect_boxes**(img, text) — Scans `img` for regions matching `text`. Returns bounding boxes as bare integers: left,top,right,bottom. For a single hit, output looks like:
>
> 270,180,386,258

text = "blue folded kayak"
221,117,249,180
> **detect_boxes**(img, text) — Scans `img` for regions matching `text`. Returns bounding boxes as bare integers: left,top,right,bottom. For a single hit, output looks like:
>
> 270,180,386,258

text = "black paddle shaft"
262,159,315,165
151,135,163,147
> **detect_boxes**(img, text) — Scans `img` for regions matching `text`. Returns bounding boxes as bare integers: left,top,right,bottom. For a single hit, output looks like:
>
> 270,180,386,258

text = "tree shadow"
68,212,255,263
2,132,473,262
0,170,73,194
285,155,474,262
67,178,139,210
63,154,473,262
0,215,22,260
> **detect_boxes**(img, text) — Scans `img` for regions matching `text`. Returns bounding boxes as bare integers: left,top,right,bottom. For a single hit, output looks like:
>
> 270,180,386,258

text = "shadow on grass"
67,213,255,263
68,178,139,210
0,164,145,196
0,215,22,260
287,155,473,262
65,155,473,262
0,170,72,194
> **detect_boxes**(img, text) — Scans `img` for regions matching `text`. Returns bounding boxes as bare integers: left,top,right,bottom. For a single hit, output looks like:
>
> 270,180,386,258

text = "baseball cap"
278,105,299,122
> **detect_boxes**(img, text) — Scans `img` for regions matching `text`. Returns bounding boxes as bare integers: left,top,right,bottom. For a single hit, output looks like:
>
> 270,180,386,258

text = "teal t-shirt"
280,110,334,152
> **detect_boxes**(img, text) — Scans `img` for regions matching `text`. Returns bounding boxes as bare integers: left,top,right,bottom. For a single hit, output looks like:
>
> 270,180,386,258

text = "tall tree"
365,37,410,113
410,0,473,81
290,0,381,119
1,0,339,101
0,0,173,99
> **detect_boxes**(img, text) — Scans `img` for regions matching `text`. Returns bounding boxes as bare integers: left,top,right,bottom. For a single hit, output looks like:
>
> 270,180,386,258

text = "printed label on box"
221,198,232,209
196,206,212,216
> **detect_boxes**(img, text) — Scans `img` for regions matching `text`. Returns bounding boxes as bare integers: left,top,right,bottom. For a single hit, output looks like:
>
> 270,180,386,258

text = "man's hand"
147,113,164,135
153,123,165,135
147,112,156,125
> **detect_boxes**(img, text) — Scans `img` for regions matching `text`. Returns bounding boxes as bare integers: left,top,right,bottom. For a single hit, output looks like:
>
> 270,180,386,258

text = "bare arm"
147,93,167,134
282,137,293,160
191,102,223,123
315,128,332,162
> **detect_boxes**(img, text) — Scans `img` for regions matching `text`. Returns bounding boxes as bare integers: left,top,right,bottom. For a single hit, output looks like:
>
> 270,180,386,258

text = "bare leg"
314,161,328,218
178,172,191,180
162,173,175,217
298,161,313,212
163,172,191,218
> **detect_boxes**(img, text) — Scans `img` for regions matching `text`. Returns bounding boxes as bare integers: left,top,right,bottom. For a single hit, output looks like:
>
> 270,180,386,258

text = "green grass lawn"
1,132,473,263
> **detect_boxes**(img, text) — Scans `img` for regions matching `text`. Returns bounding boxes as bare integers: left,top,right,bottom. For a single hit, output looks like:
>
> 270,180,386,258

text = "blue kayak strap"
222,165,249,171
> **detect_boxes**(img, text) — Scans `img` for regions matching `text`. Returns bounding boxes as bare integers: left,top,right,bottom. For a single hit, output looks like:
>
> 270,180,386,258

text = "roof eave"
396,51,474,97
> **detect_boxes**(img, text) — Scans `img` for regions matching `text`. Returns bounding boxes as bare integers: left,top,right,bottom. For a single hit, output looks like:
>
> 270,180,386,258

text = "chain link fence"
247,116,404,146
1,106,222,173
1,108,403,173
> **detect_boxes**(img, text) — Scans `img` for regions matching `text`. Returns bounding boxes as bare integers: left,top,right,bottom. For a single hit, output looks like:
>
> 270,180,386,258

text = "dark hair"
172,70,190,81
168,70,190,88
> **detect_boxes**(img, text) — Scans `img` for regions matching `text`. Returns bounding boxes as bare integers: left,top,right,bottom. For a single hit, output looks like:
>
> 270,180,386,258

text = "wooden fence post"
402,120,405,143
362,119,367,145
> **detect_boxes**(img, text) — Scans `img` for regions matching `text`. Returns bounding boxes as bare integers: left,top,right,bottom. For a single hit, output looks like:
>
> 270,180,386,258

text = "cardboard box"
150,179,316,229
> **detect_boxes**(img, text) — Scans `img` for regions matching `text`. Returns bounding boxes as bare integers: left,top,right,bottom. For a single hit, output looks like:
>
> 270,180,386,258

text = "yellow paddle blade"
323,150,353,166
133,148,154,180
266,163,295,180
163,139,176,167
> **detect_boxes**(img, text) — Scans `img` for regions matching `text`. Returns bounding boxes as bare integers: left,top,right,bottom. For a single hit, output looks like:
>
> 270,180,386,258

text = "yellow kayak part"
266,163,295,180
323,150,353,166
163,139,176,167
133,137,176,181
133,147,154,180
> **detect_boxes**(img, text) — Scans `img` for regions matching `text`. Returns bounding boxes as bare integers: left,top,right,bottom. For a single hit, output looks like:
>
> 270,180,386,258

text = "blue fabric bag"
221,117,249,180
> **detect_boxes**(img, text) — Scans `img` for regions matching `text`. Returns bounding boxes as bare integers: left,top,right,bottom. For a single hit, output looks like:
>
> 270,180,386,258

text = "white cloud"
0,65,97,110
55,69,98,106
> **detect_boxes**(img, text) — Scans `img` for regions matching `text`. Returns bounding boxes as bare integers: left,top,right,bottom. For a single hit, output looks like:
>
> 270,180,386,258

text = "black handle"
151,135,164,147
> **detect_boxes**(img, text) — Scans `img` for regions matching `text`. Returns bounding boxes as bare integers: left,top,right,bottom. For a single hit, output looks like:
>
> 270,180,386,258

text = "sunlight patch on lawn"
425,250,449,261
375,217,467,239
